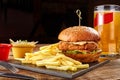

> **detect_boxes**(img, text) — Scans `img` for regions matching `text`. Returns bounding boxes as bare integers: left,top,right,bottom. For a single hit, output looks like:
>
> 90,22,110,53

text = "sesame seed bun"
58,26,100,42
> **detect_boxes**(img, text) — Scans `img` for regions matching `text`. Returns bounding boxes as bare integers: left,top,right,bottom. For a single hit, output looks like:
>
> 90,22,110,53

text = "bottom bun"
64,50,102,63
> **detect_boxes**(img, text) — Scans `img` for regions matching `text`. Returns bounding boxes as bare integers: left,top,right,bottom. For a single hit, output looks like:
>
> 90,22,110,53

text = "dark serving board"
9,60,110,79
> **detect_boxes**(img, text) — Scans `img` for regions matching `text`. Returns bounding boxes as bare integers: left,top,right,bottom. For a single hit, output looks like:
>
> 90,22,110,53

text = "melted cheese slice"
70,41,97,45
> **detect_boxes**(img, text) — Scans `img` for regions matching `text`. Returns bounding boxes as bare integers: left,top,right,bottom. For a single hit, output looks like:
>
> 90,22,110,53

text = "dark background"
0,0,120,43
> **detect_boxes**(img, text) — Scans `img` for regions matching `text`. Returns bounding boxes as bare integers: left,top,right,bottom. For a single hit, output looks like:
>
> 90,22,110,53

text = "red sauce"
0,44,12,61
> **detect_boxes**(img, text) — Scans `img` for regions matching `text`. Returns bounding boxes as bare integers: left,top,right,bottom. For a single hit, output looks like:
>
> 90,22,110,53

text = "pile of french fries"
9,39,38,47
15,43,89,71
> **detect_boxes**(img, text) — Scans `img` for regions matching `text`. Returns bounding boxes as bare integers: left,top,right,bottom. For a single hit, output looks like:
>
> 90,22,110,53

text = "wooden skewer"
76,9,82,26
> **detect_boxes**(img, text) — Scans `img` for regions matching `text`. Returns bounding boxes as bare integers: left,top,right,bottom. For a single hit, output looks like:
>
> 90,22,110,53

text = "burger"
58,26,101,63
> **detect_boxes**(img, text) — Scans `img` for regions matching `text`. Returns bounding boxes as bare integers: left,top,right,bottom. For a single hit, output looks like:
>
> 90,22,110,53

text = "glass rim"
95,4,120,7
94,4,120,11
0,43,12,48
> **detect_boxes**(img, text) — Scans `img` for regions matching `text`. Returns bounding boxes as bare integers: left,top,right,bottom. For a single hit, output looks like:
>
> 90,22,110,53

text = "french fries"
9,39,38,47
16,43,89,71
36,54,89,71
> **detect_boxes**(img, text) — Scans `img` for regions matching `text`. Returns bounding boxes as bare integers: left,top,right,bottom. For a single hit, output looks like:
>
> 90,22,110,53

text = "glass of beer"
94,4,120,54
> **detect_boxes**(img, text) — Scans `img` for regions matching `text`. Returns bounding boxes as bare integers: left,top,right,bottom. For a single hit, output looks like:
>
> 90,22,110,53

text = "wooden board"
8,60,110,79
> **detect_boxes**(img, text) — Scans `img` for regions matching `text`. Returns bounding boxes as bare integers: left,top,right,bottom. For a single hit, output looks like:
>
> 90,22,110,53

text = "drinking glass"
94,4,120,54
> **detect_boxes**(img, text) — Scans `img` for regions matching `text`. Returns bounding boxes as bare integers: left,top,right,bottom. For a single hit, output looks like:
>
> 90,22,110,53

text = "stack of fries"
16,43,89,71
10,39,38,47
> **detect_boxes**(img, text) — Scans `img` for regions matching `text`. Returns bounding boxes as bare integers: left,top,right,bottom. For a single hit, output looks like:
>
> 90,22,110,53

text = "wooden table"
0,44,120,80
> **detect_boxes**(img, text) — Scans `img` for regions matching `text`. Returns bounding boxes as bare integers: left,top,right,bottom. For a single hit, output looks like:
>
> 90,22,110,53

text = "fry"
29,55,49,61
76,64,89,69
45,65,77,71
36,61,60,66
15,58,32,64
61,58,74,66
55,53,82,65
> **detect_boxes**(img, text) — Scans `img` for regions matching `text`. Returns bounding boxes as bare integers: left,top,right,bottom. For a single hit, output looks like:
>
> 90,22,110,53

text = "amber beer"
94,5,120,54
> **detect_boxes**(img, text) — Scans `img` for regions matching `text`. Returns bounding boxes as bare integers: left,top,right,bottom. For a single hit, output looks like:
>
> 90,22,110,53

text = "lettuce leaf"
65,50,98,54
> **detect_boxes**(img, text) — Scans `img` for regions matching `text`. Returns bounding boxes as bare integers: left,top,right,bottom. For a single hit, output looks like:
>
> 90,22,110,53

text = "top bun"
58,26,100,42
